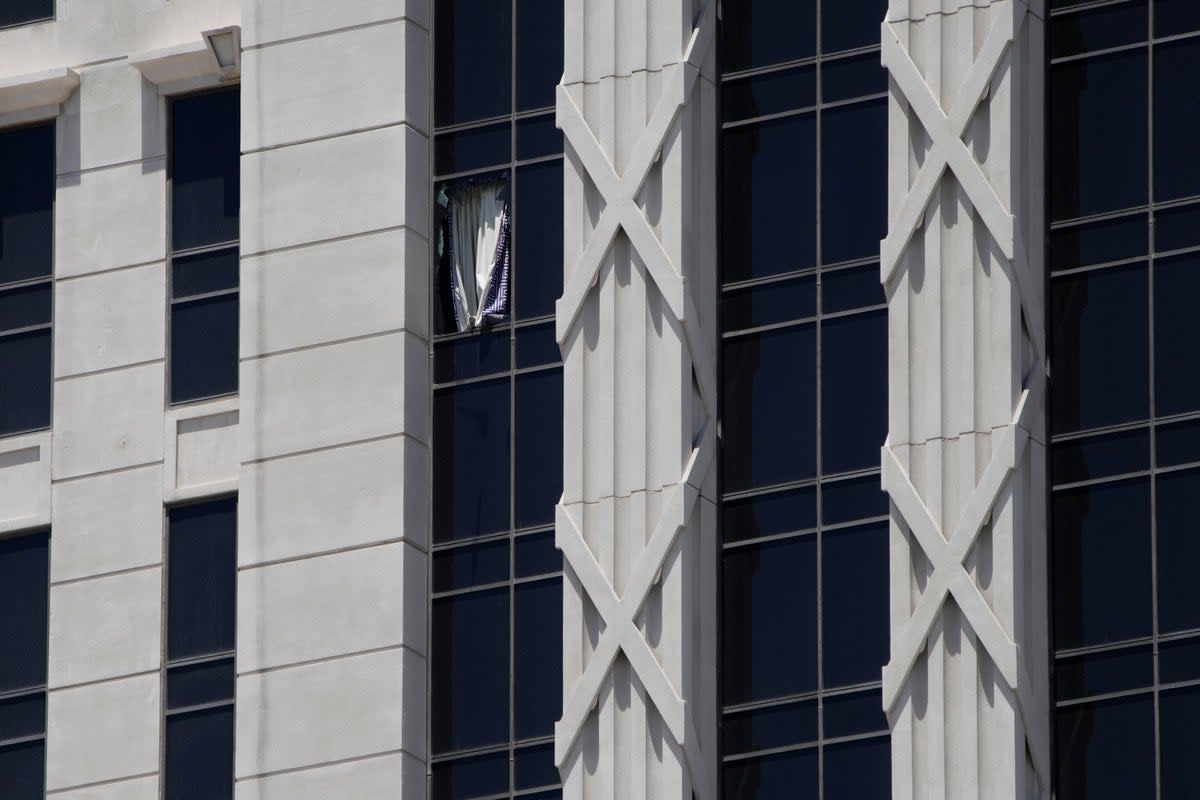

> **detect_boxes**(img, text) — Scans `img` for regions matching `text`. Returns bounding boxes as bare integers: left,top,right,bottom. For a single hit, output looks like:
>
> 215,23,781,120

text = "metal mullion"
1050,39,1149,66
722,737,821,764
433,163,511,188
1055,683,1157,708
513,362,562,379
170,239,240,260
722,475,820,502
817,91,889,113
1147,6,1163,796
721,264,819,292
164,697,236,718
164,649,237,671
0,321,52,339
1157,676,1200,693
433,369,513,391
1049,253,1151,278
509,3,518,790
1054,635,1156,659
433,105,556,138
0,684,47,703
820,728,891,749
722,314,818,340
430,740,513,764
723,104,819,131
0,732,46,750
814,6,826,790
0,274,52,293
432,578,512,601
1157,627,1200,644
169,286,239,305
433,320,513,345
431,528,514,553
1049,417,1154,443
1049,202,1149,231
722,526,820,552
1052,468,1153,492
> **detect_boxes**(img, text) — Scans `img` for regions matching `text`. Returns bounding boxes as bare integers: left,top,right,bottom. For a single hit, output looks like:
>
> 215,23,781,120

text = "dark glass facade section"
166,499,236,800
1049,6,1200,798
169,88,240,403
0,0,52,28
0,123,53,438
720,2,890,797
432,5,563,796
0,530,49,800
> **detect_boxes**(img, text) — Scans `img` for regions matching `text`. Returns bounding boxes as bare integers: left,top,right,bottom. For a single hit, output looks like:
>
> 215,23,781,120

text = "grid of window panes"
0,122,54,438
169,88,240,405
0,530,49,799
430,1,565,798
1048,2,1200,798
718,2,891,797
164,499,236,800
0,0,52,28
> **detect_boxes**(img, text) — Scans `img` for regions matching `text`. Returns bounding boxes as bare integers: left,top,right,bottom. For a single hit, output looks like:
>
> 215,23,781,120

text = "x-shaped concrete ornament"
881,368,1044,713
880,1,1027,286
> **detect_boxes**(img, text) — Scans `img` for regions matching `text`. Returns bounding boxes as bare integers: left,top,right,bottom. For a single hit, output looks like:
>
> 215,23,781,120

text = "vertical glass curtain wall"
0,122,54,438
718,1,891,798
429,1,565,798
1048,1,1200,798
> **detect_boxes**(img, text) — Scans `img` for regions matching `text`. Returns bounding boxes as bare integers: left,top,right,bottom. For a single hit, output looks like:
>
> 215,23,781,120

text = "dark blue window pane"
0,0,51,27
723,747,818,800
723,325,817,492
435,329,510,384
0,283,50,332
821,52,886,104
0,740,43,800
1161,686,1200,799
1158,418,1200,467
0,123,53,286
1154,253,1200,416
432,751,509,800
517,0,563,112
432,588,510,752
515,577,562,739
436,124,511,176
172,247,238,299
172,89,240,251
1050,1,1147,59
1160,636,1200,683
434,379,511,542
724,700,817,756
822,264,883,315
1050,51,1148,221
822,310,887,475
516,322,560,369
1055,645,1154,702
171,293,238,403
722,0,815,71
1051,428,1149,486
824,736,890,800
515,160,564,320
822,0,886,55
723,275,816,333
1050,214,1147,270
0,531,48,692
822,475,887,526
434,539,510,593
167,499,237,661
164,706,234,800
722,485,817,545
823,690,887,738
516,114,563,161
1155,202,1200,253
722,66,816,123
821,100,886,265
1156,468,1200,633
0,693,44,742
723,537,817,705
515,369,562,530
435,0,512,126
823,523,888,688
0,329,51,436
1156,0,1200,36
723,115,817,283
1053,479,1152,649
1055,695,1155,800
167,658,234,710
1050,264,1149,434
515,742,558,790
1154,39,1200,202
515,530,559,578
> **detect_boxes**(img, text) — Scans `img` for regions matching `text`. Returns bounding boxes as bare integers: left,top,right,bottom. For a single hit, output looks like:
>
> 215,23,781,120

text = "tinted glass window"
171,293,239,402
0,330,52,437
0,532,49,692
1154,255,1200,416
1160,686,1200,798
1055,695,1155,800
723,748,818,799
172,89,241,251
0,741,44,800
823,736,890,800
432,588,510,752
434,380,511,542
722,0,816,71
1153,39,1200,202
0,124,53,285
821,310,886,475
514,577,562,739
514,160,564,320
167,499,237,661
820,100,886,266
1155,468,1200,633
516,0,563,112
823,522,889,688
515,369,562,529
436,0,512,126
165,706,235,800
821,0,885,54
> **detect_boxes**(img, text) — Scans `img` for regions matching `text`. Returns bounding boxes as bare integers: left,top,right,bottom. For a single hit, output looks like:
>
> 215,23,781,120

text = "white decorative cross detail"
880,1,1028,285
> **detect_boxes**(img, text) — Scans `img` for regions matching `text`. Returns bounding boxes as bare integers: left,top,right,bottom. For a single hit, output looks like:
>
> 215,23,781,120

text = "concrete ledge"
129,27,241,94
0,66,79,126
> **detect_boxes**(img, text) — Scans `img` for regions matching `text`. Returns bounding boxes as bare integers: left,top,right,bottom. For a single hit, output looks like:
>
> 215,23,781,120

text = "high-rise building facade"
0,1,1195,799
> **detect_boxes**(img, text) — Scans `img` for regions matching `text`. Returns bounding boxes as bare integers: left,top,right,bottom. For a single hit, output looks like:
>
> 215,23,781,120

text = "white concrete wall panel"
172,408,239,492
49,465,163,582
46,674,160,792
54,263,166,377
237,542,425,672
557,1,719,798
882,1,1049,797
240,227,429,358
241,0,429,49
52,363,165,479
57,62,163,174
48,567,161,687
51,776,160,800
240,124,428,255
241,20,428,151
0,433,51,532
54,162,166,278
236,752,424,800
235,648,424,778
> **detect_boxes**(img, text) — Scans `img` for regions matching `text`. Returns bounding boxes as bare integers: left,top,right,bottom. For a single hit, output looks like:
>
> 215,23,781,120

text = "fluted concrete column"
881,1,1049,798
555,2,718,798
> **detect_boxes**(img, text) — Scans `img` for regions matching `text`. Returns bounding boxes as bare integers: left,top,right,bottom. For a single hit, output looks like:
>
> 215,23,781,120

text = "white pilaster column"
555,2,718,799
881,1,1049,798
